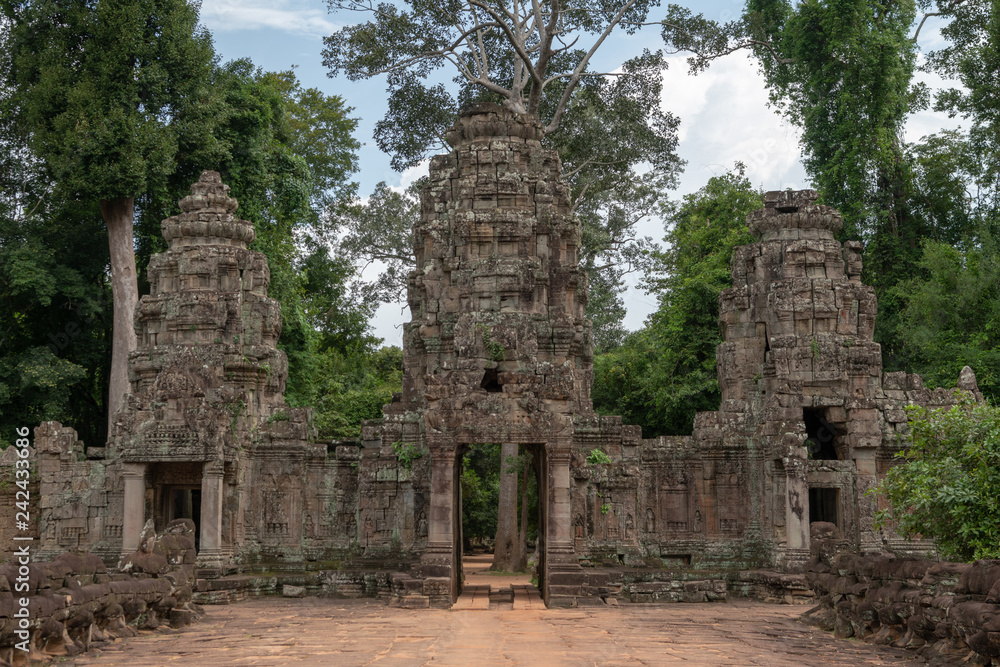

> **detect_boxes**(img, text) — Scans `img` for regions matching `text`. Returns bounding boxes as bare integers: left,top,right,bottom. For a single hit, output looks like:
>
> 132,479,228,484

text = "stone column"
198,461,225,569
121,462,147,555
544,445,585,607
547,448,574,552
419,448,458,606
782,454,810,570
854,450,883,553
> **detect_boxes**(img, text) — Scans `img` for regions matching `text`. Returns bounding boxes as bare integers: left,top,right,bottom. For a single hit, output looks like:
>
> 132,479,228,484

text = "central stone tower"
381,103,594,605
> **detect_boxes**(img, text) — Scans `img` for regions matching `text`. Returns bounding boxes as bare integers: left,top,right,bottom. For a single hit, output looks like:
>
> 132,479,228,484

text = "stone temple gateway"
22,104,981,608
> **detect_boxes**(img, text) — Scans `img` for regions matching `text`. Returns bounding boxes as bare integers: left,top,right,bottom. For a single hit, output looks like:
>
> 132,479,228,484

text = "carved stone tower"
109,171,310,569
381,103,594,605
716,189,885,565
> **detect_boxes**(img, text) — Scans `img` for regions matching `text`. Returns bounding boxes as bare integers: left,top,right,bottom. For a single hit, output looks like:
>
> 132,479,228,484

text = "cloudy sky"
200,0,962,346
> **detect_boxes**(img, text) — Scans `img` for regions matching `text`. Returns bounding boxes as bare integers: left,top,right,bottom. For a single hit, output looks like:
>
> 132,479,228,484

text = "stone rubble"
0,520,200,664
802,550,1000,665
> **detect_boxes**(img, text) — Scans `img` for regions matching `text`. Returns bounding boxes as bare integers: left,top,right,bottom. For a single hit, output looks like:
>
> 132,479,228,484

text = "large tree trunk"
100,197,139,440
514,456,530,573
492,442,521,571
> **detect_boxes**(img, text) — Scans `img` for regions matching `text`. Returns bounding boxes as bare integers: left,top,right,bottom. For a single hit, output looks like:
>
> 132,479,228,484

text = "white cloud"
398,160,431,191
661,52,809,196
615,51,813,331
200,0,338,37
913,17,950,51
371,301,408,347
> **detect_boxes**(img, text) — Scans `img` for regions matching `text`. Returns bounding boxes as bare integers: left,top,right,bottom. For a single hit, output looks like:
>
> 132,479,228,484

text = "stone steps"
452,583,543,610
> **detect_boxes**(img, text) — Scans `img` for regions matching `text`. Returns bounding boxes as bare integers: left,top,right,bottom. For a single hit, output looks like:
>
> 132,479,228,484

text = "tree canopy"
323,0,665,139
2,0,217,434
0,5,375,446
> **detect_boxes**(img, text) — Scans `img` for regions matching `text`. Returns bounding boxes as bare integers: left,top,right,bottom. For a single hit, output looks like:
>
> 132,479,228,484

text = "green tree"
874,393,1000,561
274,71,360,211
893,229,1000,403
742,0,917,229
461,444,501,548
925,0,1000,213
1,17,111,446
0,199,111,447
333,181,420,305
593,168,760,436
906,130,987,246
2,0,216,434
324,0,667,146
312,346,403,440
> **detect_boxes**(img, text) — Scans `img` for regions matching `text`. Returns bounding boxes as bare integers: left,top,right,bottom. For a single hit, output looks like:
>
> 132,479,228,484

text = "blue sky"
199,1,961,346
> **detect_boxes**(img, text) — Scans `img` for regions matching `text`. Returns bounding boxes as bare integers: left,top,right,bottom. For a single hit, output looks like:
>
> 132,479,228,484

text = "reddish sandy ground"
61,556,924,666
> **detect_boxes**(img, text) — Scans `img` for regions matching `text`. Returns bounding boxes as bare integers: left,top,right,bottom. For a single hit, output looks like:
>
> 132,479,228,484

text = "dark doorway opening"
169,487,201,551
804,409,840,460
809,487,839,525
151,462,204,554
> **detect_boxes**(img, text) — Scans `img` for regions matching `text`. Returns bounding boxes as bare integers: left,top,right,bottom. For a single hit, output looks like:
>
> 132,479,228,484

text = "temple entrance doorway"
151,462,204,552
456,443,546,601
167,487,202,550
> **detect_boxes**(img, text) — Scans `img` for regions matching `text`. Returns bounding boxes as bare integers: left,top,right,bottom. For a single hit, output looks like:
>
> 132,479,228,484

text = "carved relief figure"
364,516,374,547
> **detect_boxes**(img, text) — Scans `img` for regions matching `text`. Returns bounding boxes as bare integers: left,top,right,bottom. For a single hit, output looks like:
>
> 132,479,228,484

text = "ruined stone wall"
32,415,432,570
25,142,988,609
243,427,430,566
570,417,769,571
33,423,119,564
